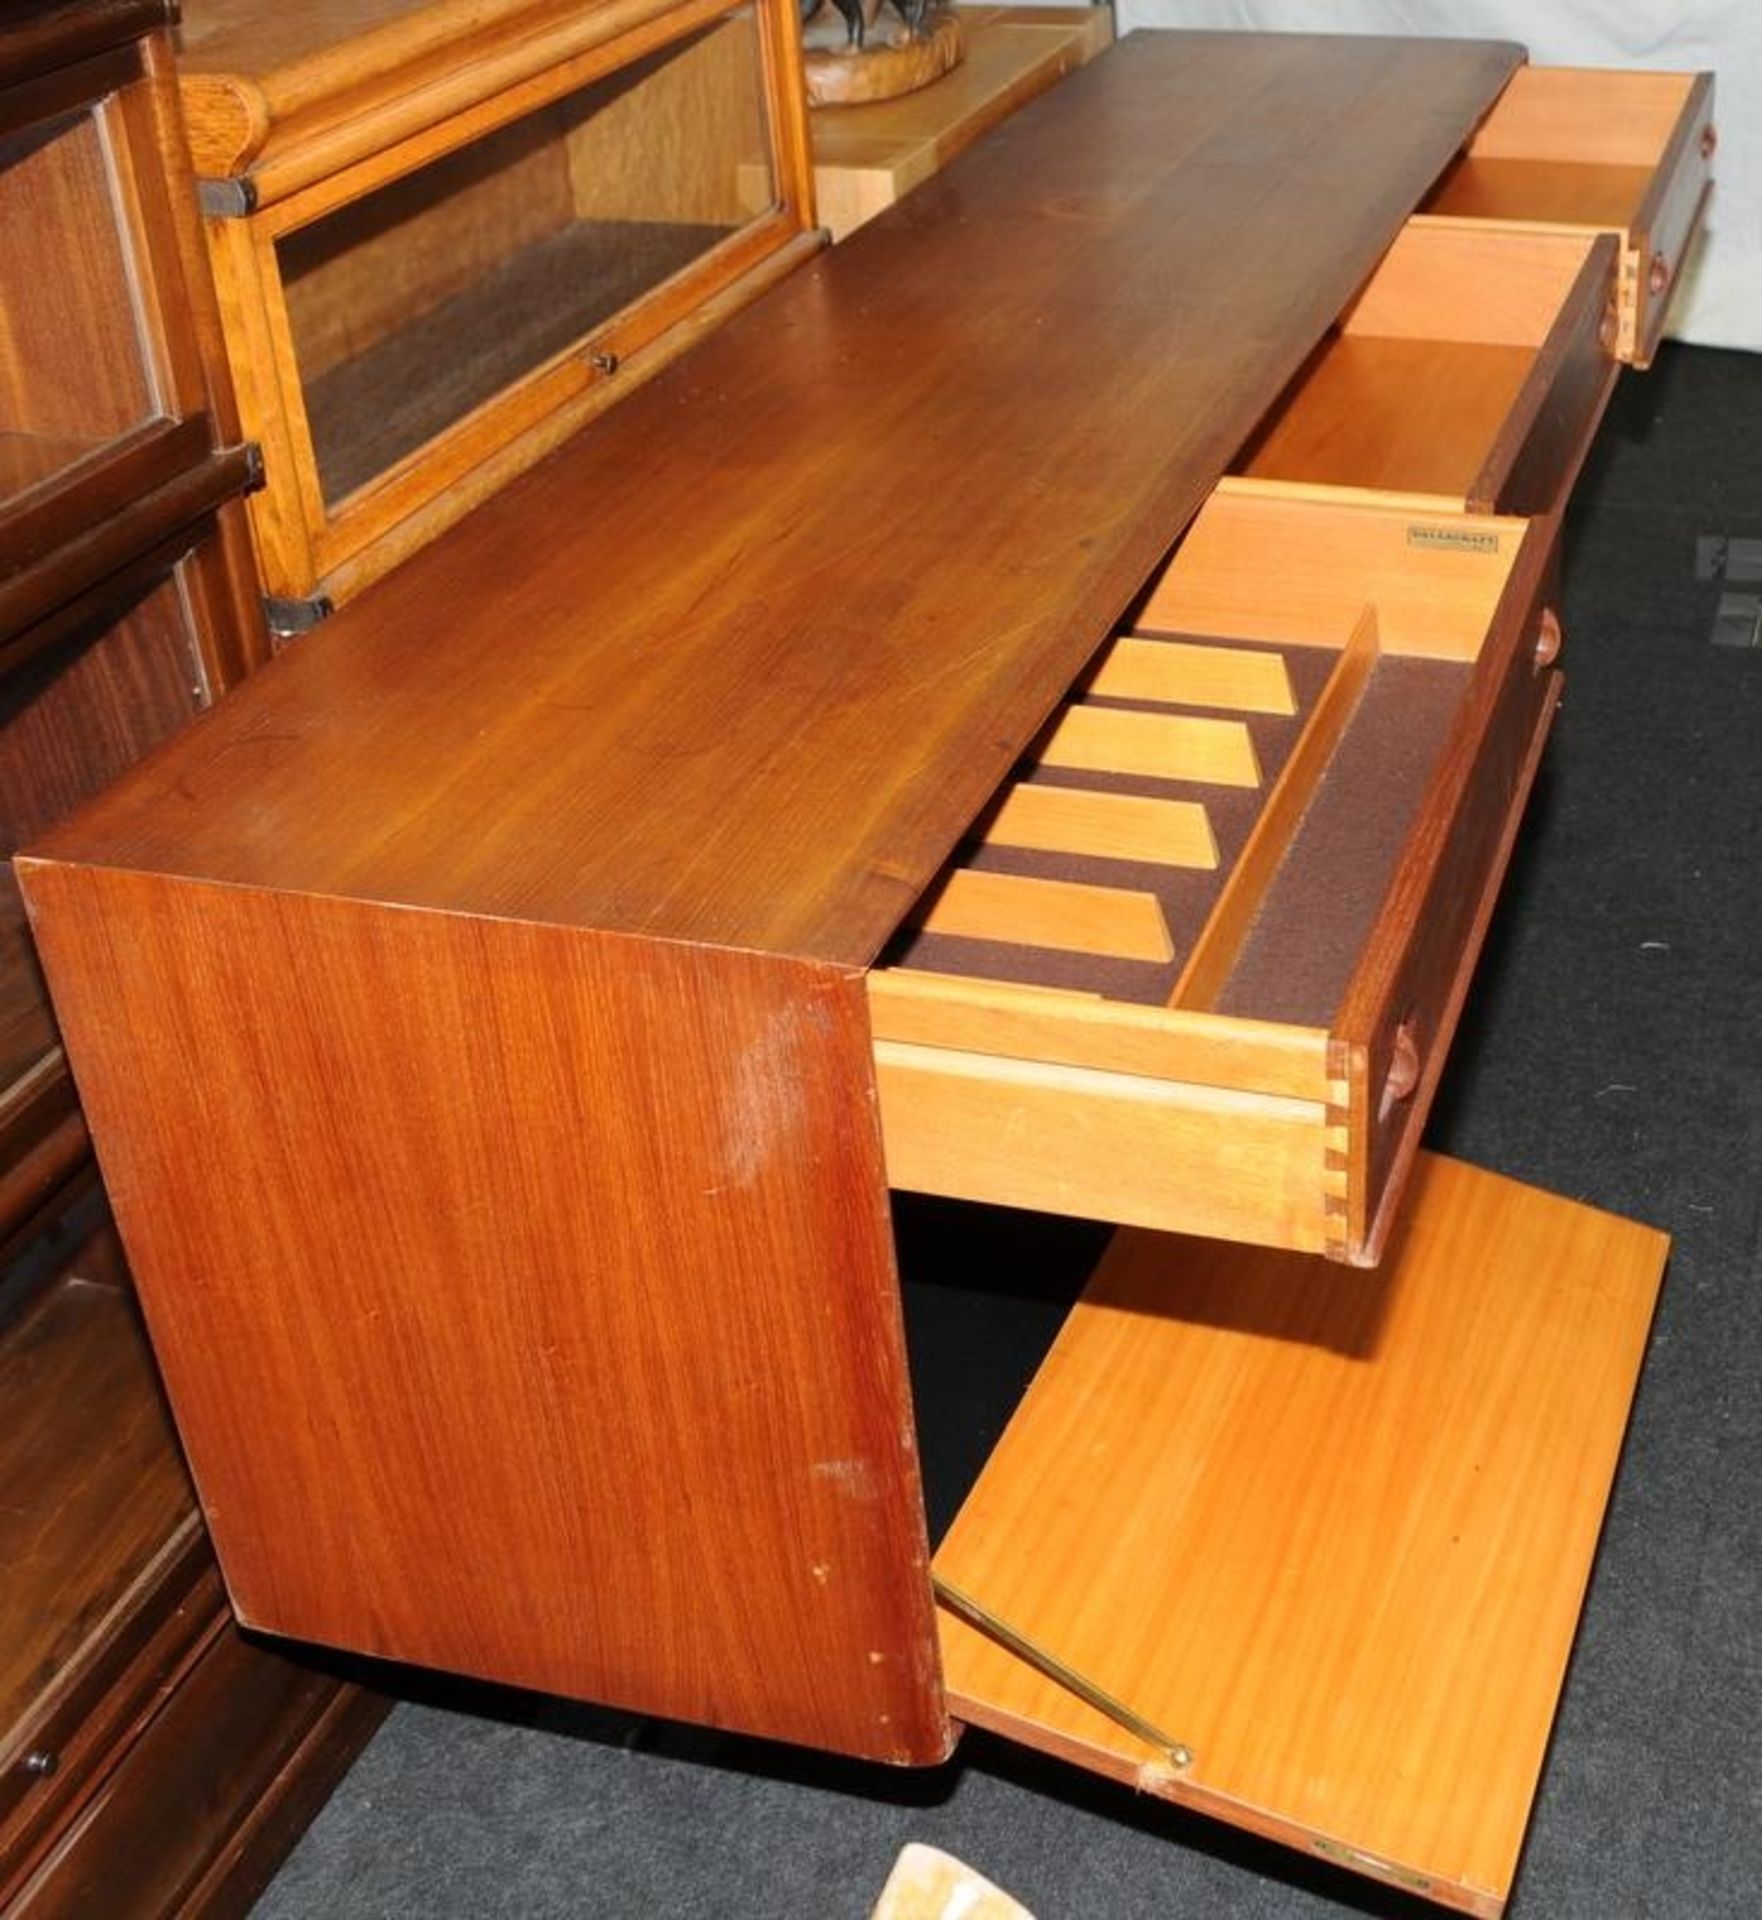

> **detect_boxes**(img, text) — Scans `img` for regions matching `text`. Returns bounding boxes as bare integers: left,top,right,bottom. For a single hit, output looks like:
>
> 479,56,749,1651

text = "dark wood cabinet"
0,4,383,1910
0,0,267,1189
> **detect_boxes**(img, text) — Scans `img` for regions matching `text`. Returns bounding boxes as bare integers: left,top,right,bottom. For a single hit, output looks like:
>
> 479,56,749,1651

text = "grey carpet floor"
251,342,1762,1920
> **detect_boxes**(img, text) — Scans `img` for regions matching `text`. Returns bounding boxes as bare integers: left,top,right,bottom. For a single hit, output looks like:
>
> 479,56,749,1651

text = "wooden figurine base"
805,8,966,108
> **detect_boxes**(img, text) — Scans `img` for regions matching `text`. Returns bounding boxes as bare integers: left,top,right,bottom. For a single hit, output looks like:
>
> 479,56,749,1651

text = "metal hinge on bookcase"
262,593,333,638
932,1576,1193,1770
198,176,257,218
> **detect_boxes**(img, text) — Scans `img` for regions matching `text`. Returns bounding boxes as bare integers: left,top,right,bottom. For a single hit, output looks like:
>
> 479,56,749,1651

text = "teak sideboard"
16,32,1714,1917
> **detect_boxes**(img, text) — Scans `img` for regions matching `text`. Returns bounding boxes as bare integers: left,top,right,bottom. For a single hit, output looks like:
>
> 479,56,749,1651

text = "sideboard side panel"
17,860,949,1765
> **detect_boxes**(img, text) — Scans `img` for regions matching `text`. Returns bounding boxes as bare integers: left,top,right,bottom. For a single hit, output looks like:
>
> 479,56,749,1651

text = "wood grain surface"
978,784,1218,869
32,34,1523,968
935,1153,1668,1916
20,866,948,1763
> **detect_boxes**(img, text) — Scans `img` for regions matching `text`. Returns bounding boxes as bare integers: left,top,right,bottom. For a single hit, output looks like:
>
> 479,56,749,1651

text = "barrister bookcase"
0,3,383,1909
173,0,822,622
18,32,1714,1918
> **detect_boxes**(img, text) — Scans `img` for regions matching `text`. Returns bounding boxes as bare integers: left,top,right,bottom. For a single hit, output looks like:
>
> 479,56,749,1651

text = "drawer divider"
976,784,1219,870
1086,636,1297,714
914,869,1175,963
1172,603,1379,1009
1036,705,1261,788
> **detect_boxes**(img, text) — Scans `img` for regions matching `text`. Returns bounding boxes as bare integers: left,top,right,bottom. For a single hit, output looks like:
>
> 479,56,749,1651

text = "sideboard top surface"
31,33,1523,967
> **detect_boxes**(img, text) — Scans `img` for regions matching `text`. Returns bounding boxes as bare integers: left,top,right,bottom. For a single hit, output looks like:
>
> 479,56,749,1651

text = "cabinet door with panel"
176,0,824,617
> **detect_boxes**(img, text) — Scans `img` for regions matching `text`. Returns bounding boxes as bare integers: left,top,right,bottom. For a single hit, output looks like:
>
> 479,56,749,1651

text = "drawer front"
1631,73,1716,366
0,1558,220,1904
1334,520,1563,1263
871,495,1553,1264
873,1038,1339,1254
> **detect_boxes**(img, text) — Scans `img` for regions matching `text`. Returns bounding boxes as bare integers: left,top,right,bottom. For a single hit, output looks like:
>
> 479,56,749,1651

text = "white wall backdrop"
1112,0,1758,350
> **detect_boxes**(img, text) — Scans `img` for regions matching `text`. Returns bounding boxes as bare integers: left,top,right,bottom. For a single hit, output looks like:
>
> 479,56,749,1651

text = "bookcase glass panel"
0,107,159,512
276,6,780,508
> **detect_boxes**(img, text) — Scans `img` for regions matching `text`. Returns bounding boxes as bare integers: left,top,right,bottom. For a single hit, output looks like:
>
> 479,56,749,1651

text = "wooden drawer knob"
1535,608,1563,670
1383,1021,1421,1106
1702,123,1718,160
1649,252,1672,297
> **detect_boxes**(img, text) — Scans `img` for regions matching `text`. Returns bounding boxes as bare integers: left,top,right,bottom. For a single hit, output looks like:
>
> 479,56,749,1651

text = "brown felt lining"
1216,655,1468,1026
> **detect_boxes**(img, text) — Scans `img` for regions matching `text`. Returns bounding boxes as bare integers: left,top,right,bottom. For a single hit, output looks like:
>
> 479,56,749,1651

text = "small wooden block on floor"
870,1842,1035,1920
935,1152,1668,1917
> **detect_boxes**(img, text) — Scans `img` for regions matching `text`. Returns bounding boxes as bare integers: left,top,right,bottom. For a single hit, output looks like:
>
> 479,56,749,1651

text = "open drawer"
1230,222,1619,518
1418,65,1715,366
868,488,1564,1266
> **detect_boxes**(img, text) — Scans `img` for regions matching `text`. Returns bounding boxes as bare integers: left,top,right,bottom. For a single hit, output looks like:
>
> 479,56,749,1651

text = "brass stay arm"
932,1575,1194,1772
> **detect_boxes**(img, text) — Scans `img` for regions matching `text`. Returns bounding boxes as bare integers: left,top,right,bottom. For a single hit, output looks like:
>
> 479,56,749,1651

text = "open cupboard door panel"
934,1155,1667,1918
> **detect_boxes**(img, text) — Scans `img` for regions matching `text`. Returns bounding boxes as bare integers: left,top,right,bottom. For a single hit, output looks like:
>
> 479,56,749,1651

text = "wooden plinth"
804,5,1114,239
936,1152,1667,1917
805,10,966,109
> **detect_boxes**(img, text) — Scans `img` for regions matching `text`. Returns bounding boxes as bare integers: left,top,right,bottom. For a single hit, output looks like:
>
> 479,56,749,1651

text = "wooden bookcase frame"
180,0,822,619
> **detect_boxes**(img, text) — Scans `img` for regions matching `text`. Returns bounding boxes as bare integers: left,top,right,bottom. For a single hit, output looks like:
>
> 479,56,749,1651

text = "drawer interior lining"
1423,155,1656,232
1238,335,1538,500
1231,221,1607,508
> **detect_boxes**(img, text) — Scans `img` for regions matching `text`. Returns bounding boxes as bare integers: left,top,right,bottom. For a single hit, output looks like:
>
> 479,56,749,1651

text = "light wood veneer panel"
935,1153,1667,1916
